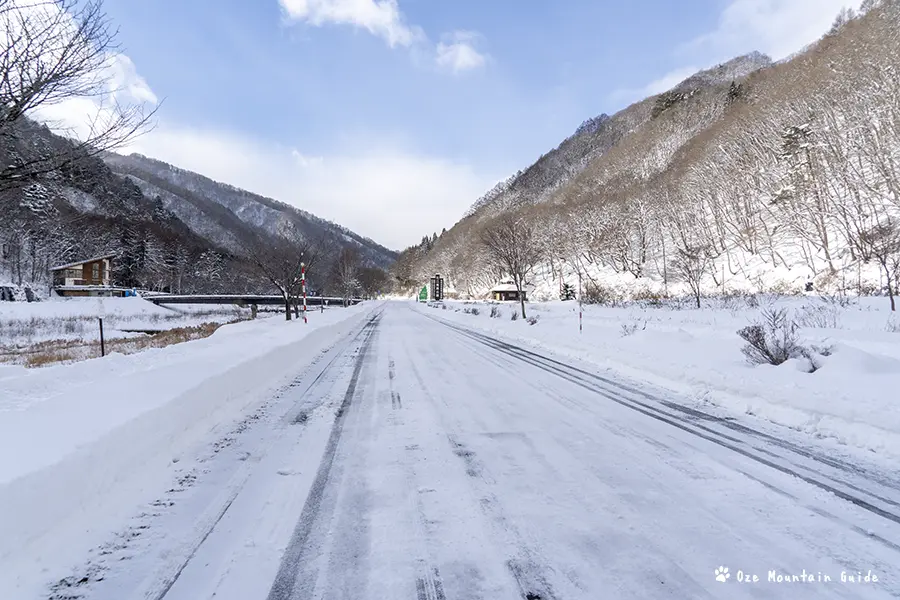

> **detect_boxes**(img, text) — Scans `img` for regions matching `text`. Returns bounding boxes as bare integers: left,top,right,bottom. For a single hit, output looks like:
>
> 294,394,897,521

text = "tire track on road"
137,309,383,600
405,351,562,600
266,312,381,600
423,312,900,540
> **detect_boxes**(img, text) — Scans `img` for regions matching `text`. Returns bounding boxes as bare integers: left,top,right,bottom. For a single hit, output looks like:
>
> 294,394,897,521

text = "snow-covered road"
51,302,900,599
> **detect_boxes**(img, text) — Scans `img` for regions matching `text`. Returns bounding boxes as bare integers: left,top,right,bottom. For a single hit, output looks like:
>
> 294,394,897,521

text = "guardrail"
145,294,363,307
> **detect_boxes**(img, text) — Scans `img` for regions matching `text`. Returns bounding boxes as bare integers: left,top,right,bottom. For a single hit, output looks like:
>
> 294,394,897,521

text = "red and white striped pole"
301,262,308,324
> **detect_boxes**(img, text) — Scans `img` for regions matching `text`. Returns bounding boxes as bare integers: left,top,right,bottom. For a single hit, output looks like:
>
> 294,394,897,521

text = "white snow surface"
420,296,900,460
0,297,253,347
0,303,372,598
2,301,898,599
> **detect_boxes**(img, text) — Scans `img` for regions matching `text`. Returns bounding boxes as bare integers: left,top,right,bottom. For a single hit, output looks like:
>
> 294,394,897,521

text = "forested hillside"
104,153,397,269
0,121,397,297
0,118,235,294
397,1,900,307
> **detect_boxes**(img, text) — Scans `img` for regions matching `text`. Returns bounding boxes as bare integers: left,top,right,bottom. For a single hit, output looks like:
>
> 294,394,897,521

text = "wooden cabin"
50,254,125,297
490,279,527,302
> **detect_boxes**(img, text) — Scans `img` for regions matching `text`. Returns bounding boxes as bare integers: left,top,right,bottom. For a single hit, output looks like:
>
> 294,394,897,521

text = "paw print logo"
715,567,731,583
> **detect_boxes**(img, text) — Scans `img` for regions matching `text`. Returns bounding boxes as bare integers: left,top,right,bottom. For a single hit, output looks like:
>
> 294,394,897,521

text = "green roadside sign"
419,285,428,302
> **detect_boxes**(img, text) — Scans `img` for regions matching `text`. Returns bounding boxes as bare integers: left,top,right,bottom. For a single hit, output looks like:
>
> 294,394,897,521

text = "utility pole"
578,269,583,334
301,262,308,324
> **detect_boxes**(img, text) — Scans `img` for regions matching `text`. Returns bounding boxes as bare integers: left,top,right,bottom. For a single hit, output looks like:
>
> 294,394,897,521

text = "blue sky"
88,0,858,250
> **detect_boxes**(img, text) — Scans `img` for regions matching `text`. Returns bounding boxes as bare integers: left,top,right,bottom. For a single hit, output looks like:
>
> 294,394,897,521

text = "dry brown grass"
3,321,235,368
24,349,78,368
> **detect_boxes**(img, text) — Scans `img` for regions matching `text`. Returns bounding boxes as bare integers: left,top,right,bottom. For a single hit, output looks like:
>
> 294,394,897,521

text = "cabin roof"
50,254,117,271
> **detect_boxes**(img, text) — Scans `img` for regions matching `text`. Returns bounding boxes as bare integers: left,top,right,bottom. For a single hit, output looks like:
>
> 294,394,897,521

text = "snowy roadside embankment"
417,297,900,459
0,303,375,596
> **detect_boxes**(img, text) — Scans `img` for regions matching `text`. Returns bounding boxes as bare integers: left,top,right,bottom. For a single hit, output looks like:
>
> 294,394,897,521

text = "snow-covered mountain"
104,153,397,269
462,52,773,220
0,117,395,294
398,2,900,304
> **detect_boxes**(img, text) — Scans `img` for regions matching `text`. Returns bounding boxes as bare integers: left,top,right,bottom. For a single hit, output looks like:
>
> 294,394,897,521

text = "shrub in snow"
796,300,842,329
794,344,834,374
470,307,480,316
620,319,647,337
821,294,855,309
583,283,620,306
738,307,805,366
632,288,666,307
510,310,519,321
490,305,501,318
527,315,540,326
887,317,900,333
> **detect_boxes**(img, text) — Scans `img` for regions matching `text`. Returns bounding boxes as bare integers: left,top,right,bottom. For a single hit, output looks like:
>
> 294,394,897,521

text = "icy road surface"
61,303,899,600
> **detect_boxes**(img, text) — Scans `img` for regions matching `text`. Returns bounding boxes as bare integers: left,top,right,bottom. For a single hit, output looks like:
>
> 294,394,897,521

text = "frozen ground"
2,301,897,599
419,295,900,461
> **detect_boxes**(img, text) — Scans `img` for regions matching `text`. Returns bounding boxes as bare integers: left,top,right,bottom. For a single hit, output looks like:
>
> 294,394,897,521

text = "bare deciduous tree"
479,213,542,319
358,265,389,299
860,220,900,311
250,235,322,320
333,247,360,305
0,0,157,189
672,245,712,309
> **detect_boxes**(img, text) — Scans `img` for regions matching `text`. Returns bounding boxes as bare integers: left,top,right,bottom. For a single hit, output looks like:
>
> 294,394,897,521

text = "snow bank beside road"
0,303,374,598
418,298,900,459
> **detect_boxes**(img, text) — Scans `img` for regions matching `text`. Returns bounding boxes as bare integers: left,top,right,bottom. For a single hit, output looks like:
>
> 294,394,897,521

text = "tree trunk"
880,259,896,312
517,277,527,319
284,296,292,321
887,269,896,312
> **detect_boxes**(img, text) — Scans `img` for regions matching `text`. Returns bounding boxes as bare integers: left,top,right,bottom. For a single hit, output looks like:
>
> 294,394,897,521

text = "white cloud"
278,0,422,47
608,65,700,107
436,31,488,74
610,0,863,109
23,22,158,142
291,149,324,168
31,53,157,142
19,0,488,250
278,0,489,73
105,54,158,105
690,0,864,61
126,126,495,250
640,66,702,96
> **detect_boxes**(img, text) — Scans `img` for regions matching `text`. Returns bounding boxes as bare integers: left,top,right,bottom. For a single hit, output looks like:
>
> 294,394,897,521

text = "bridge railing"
145,294,364,306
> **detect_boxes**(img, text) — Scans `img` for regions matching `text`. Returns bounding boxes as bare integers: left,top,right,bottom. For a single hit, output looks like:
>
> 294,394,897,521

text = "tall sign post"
301,262,308,324
430,274,444,301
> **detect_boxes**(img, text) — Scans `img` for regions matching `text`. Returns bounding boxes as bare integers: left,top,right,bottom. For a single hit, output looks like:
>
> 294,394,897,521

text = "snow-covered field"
0,302,375,598
0,297,254,348
418,295,900,460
